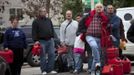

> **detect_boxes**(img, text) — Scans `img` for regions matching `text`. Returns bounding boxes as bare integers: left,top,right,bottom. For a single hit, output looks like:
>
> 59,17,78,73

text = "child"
3,16,27,75
73,34,85,74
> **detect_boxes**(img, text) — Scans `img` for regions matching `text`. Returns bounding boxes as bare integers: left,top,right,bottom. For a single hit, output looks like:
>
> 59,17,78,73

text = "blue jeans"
86,36,101,71
39,38,55,73
67,46,75,68
74,53,83,71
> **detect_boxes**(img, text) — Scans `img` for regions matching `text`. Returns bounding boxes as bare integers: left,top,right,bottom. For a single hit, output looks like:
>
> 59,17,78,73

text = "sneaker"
95,65,101,75
69,66,74,73
49,71,57,74
95,63,101,71
73,69,78,74
42,71,47,75
95,63,100,67
90,71,95,75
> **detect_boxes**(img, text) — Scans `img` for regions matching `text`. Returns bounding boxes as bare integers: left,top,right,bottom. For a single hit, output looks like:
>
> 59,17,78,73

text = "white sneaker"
95,63,100,67
42,71,47,75
73,69,78,74
49,71,57,74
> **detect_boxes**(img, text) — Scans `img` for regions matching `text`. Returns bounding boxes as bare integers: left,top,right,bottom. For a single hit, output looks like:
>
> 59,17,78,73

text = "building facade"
0,0,63,28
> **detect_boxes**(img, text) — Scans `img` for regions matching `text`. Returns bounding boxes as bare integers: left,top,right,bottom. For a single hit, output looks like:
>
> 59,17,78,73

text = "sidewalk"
21,67,88,75
21,63,134,75
21,64,89,75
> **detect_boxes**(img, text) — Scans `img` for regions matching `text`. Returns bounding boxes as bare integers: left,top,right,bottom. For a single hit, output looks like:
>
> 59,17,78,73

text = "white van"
116,7,134,59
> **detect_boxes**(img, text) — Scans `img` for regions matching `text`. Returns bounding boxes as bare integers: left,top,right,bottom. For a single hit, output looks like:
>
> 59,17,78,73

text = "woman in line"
3,16,27,75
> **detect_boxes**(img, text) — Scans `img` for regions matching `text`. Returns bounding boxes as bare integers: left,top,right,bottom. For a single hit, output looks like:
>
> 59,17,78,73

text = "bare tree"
0,0,10,13
21,0,63,18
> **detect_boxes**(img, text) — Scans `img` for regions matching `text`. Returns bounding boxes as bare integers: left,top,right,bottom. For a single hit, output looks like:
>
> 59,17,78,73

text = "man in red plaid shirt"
86,14,102,38
86,3,108,74
77,3,108,75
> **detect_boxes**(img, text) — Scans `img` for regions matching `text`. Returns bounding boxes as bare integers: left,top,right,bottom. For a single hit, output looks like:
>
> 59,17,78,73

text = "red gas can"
108,58,124,75
32,43,41,55
0,50,13,63
102,64,114,75
122,57,131,74
106,47,119,59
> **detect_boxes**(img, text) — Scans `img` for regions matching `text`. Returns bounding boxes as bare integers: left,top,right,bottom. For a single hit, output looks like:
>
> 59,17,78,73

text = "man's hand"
60,42,66,46
120,39,127,50
5,48,9,51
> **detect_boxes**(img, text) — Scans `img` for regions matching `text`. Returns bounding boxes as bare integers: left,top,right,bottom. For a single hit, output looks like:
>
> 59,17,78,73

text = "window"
10,8,23,20
124,13,132,21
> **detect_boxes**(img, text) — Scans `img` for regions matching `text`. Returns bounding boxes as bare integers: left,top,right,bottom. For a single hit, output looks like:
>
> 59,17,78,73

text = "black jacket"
32,17,54,41
120,19,127,42
76,13,90,36
127,21,134,43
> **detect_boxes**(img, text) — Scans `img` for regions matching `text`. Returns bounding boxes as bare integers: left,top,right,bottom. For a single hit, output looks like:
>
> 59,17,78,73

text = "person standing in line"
3,16,27,75
76,12,93,73
73,13,83,73
60,10,78,72
106,5,121,47
77,3,108,75
32,7,57,75
76,13,82,23
107,5,128,58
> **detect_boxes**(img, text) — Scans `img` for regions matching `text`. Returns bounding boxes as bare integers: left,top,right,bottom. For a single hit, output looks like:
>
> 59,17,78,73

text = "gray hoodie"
60,20,78,46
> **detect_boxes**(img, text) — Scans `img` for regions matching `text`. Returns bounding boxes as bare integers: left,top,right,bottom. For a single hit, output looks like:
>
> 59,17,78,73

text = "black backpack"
55,54,69,72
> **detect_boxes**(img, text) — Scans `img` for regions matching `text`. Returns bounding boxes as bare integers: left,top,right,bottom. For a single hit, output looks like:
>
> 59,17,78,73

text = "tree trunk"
46,0,50,17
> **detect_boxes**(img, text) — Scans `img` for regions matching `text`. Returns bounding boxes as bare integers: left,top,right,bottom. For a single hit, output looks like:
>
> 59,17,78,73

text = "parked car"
0,25,60,67
116,7,134,61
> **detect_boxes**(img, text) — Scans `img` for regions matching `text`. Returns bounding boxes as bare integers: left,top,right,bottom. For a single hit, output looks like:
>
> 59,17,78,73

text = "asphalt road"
21,63,134,75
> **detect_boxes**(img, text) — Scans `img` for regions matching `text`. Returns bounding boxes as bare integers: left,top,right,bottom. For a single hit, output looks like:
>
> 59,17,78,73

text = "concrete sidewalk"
21,67,133,75
21,63,134,75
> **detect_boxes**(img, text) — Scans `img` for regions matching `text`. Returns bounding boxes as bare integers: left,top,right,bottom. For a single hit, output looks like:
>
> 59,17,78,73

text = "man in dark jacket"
106,5,121,47
107,5,127,57
127,19,134,43
32,7,57,75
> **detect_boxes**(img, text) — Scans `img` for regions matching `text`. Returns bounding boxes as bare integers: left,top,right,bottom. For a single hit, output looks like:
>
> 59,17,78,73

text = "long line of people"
3,2,134,75
59,3,128,75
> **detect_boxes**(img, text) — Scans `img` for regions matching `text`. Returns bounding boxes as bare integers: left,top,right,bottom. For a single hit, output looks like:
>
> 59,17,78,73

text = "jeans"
74,53,83,71
86,36,101,71
67,46,75,68
39,38,55,73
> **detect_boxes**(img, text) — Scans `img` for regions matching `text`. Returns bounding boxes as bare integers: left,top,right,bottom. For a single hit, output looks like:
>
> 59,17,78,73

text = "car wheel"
27,52,40,67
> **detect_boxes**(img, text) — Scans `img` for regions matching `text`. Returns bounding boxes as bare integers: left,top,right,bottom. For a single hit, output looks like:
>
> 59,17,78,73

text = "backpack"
55,54,69,72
